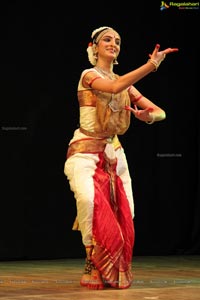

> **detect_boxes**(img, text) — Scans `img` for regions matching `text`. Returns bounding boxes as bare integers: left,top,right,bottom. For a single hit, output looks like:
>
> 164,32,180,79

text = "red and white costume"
64,68,141,288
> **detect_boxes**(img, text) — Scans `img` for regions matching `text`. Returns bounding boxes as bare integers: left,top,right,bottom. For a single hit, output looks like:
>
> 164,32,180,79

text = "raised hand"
149,44,179,70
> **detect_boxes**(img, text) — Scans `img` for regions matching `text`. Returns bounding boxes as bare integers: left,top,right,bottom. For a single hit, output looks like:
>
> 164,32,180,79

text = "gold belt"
79,127,114,142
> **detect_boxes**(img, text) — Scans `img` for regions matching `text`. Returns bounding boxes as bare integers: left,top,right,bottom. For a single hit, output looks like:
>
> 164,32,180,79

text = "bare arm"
126,85,166,123
84,44,178,93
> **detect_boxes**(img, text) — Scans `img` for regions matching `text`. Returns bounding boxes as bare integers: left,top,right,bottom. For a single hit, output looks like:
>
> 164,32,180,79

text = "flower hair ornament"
86,26,120,66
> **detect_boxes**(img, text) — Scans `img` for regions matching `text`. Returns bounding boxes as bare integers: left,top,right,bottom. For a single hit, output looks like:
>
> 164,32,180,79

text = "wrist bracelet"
146,114,155,124
148,59,159,72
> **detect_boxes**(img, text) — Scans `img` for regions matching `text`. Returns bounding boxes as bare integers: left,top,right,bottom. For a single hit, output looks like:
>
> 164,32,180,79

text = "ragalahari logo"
160,1,199,10
160,1,170,10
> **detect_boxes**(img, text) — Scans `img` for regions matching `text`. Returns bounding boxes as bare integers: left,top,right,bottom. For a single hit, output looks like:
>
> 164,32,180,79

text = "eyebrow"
102,34,121,40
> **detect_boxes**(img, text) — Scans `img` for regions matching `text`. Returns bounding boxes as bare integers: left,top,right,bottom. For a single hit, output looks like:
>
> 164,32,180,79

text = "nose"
110,38,117,47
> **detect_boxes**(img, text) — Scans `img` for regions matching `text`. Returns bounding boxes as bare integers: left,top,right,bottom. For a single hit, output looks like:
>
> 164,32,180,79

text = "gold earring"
93,52,98,60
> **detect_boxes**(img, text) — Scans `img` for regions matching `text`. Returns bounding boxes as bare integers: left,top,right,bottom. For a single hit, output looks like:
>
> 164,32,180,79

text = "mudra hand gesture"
125,105,155,123
149,44,179,71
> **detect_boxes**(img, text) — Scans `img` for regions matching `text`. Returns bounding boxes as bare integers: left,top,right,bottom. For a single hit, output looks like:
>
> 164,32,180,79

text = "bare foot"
80,258,92,287
80,273,91,287
87,269,104,290
79,257,104,289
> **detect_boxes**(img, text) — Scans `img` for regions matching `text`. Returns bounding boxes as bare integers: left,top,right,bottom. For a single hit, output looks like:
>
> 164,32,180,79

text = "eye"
101,36,121,46
103,37,112,42
115,39,121,46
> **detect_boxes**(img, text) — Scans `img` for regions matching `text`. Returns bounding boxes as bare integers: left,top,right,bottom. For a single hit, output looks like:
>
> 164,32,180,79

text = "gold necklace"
95,66,122,112
94,66,114,80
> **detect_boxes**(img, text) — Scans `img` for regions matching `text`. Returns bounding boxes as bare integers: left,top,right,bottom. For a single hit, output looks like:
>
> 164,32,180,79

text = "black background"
1,1,199,260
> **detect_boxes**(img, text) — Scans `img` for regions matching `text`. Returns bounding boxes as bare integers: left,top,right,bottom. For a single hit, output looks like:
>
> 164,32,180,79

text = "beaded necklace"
94,66,114,80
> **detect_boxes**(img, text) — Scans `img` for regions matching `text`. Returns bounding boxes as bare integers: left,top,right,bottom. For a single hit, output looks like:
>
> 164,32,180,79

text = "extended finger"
149,44,160,58
163,48,179,55
124,105,135,112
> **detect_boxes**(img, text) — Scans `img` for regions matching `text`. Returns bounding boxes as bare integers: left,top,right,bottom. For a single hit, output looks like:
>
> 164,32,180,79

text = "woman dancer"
64,26,178,289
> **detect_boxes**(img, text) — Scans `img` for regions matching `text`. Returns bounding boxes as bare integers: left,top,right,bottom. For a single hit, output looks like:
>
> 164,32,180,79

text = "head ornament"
86,26,120,66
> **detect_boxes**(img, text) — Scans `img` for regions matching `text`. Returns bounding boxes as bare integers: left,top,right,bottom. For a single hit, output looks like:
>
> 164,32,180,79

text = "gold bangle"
146,114,155,124
148,59,158,72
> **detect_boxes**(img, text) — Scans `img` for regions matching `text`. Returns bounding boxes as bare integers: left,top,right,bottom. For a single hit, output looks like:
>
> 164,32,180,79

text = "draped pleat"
91,153,135,288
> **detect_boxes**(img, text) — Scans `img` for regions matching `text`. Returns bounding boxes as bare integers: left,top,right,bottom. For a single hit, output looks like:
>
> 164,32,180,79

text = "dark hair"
92,28,109,44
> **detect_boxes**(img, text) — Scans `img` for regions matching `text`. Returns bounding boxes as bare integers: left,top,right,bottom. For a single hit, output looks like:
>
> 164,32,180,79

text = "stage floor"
0,255,200,299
